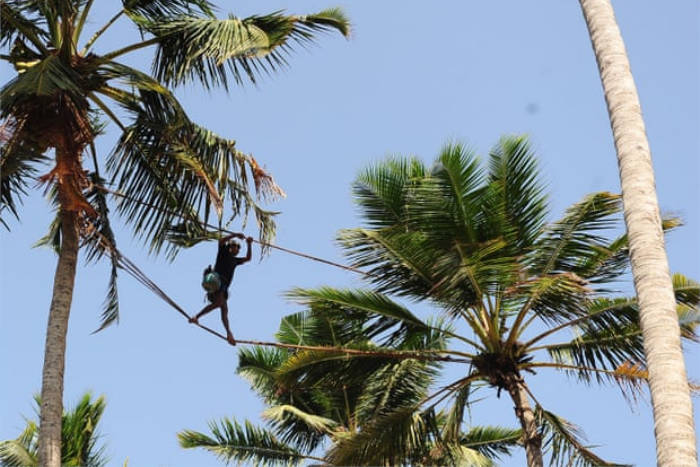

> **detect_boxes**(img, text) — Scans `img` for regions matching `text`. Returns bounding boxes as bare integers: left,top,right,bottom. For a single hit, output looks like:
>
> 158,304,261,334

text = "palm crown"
0,0,349,327
242,136,699,466
0,392,108,467
179,310,523,466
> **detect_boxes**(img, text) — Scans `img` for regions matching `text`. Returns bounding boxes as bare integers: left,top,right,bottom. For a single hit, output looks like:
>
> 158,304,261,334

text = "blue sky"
1,1,698,465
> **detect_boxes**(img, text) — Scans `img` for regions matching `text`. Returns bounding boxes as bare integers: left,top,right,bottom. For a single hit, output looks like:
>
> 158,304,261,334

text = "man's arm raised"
242,236,253,263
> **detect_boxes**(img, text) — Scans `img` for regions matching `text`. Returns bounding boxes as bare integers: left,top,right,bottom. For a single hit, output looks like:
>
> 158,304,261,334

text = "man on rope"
189,232,253,345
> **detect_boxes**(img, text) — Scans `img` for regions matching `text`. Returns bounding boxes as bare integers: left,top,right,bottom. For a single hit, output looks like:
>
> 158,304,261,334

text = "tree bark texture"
578,1,697,465
505,376,543,467
38,210,79,467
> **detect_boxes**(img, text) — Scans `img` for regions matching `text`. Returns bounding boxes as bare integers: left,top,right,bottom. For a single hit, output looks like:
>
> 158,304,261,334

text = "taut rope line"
93,184,372,278
91,231,467,364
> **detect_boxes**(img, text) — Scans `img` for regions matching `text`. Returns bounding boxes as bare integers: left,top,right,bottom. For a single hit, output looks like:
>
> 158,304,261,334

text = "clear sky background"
1,1,698,466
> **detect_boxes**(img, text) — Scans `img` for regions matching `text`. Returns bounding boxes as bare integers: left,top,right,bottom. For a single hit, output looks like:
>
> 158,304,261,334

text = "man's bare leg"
189,299,219,325
220,301,236,345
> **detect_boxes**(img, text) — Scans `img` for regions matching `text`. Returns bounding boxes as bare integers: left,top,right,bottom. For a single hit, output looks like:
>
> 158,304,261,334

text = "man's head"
228,241,241,255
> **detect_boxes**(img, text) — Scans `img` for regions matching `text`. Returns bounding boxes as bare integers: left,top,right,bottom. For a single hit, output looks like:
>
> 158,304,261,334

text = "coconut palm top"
1,0,349,328
213,136,698,466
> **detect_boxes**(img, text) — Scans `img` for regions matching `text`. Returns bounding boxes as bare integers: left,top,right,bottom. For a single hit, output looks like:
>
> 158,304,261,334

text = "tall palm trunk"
578,1,697,465
504,375,543,467
38,209,79,467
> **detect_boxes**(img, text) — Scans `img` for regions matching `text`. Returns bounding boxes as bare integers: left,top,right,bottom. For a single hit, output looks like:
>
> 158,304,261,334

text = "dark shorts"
207,287,229,303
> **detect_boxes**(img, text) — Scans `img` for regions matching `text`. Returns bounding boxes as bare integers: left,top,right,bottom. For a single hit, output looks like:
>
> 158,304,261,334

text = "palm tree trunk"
504,376,543,467
578,1,697,465
38,209,79,467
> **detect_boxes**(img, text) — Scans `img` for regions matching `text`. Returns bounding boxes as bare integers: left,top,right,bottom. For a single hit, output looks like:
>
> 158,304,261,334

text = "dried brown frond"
248,155,286,201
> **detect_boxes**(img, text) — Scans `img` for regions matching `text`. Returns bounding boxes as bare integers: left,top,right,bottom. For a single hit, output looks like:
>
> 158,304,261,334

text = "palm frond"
460,425,522,460
236,346,288,403
1,55,81,112
123,0,214,19
137,8,349,89
537,407,627,467
575,217,681,287
353,155,426,229
286,287,428,341
513,272,590,327
486,135,548,251
673,273,700,341
442,384,472,442
544,279,700,383
262,405,337,436
60,392,108,467
107,89,275,258
408,142,485,245
33,208,62,254
356,357,435,424
0,119,48,226
339,228,468,308
325,406,436,466
178,418,312,466
0,2,49,51
0,422,38,467
531,192,621,277
1,392,108,467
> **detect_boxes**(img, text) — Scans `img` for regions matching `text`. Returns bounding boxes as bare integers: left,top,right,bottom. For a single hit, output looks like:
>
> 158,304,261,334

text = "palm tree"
576,1,697,464
0,2,349,465
179,309,523,466
239,136,698,466
0,392,108,467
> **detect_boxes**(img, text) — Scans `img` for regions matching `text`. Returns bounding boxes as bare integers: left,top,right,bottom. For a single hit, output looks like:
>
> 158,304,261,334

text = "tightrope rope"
92,231,466,363
93,184,371,277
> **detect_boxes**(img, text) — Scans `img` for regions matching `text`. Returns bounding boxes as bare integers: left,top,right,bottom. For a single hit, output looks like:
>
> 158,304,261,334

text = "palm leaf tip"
300,8,351,38
178,418,309,466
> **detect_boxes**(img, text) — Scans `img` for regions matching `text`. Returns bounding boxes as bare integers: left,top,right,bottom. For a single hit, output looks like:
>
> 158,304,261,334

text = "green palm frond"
262,405,338,434
106,90,261,257
545,323,646,382
1,55,82,111
96,61,176,110
325,406,436,466
542,276,699,384
339,228,458,305
531,192,621,277
485,135,548,252
407,142,484,245
353,155,427,229
236,346,288,403
60,393,108,467
275,311,310,345
460,425,522,460
0,121,48,226
537,408,627,467
0,422,38,467
32,187,62,254
575,217,681,287
178,418,313,466
0,2,49,50
514,272,590,327
442,384,473,442
356,357,435,424
673,273,700,342
135,9,349,89
286,287,428,342
122,0,214,19
1,392,108,467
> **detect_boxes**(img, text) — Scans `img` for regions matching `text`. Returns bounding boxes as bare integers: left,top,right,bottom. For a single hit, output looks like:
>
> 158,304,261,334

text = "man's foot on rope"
227,334,236,346
188,316,198,325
